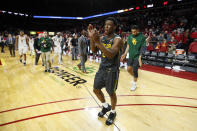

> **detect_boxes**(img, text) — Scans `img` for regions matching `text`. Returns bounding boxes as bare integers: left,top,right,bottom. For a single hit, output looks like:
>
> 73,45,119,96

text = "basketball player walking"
16,31,29,66
121,25,146,91
88,17,122,125
52,32,63,65
29,35,35,57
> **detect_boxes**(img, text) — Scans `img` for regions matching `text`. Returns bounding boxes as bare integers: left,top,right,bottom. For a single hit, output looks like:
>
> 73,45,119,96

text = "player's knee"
127,66,132,72
109,92,116,98
127,67,133,75
133,69,138,78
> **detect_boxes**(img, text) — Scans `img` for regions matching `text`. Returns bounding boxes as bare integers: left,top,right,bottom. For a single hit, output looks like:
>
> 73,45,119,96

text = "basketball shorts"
19,46,28,55
94,67,119,96
54,47,62,54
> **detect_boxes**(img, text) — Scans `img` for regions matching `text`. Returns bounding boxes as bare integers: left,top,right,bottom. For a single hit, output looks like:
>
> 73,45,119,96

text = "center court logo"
52,67,87,86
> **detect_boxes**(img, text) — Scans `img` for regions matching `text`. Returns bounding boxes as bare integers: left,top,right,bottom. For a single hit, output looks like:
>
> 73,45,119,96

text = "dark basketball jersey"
100,35,121,69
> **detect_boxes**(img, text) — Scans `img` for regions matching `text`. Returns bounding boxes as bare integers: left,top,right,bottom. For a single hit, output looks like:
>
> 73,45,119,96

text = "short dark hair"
105,17,118,26
131,25,139,30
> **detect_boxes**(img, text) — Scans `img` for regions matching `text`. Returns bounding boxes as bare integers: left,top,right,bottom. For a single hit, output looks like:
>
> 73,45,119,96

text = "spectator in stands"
162,22,168,32
188,39,197,57
190,28,197,39
167,33,172,42
168,44,176,54
147,19,152,28
168,36,177,45
169,21,177,32
183,29,192,55
151,33,158,48
148,28,153,37
176,40,183,49
164,31,170,42
183,29,190,45
155,42,160,52
157,33,164,43
175,30,183,43
146,43,154,53
160,39,168,53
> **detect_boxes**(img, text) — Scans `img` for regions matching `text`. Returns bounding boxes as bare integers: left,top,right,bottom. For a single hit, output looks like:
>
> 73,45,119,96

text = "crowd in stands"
1,3,197,60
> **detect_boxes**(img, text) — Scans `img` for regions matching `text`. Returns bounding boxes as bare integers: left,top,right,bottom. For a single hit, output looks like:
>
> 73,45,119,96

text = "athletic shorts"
94,67,119,96
127,58,139,78
54,47,62,54
18,47,28,55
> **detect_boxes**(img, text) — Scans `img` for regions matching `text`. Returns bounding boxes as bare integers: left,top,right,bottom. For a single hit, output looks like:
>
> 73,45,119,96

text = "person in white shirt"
16,31,29,66
29,35,35,56
67,34,72,56
52,32,63,64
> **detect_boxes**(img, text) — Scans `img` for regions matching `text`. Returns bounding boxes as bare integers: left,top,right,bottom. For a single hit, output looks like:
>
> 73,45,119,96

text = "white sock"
111,110,116,113
102,102,108,108
132,81,136,85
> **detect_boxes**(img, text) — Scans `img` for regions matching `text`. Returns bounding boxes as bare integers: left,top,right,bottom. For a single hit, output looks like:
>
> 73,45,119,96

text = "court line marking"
0,104,197,127
139,64,197,82
0,98,89,114
1,94,197,114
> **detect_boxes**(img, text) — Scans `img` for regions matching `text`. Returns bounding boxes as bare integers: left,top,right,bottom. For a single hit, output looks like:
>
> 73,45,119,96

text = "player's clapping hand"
92,30,100,44
88,24,100,46
88,24,94,38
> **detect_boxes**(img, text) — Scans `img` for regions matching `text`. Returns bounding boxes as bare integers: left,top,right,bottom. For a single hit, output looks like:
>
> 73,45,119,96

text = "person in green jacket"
121,25,146,91
39,31,52,72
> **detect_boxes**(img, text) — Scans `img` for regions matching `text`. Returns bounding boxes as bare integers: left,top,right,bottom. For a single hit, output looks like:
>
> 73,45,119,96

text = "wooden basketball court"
0,50,197,131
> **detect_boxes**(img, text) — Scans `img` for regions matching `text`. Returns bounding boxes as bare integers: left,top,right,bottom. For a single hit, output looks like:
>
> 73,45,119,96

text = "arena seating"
142,51,197,73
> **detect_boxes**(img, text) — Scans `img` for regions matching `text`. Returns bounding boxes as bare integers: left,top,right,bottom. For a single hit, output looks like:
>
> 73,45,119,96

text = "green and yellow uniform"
127,33,146,78
39,37,52,52
128,33,146,60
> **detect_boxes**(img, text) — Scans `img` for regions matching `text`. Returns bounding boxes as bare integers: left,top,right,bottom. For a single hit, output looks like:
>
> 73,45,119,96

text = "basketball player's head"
131,25,139,36
57,32,60,37
104,17,117,35
20,30,24,36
